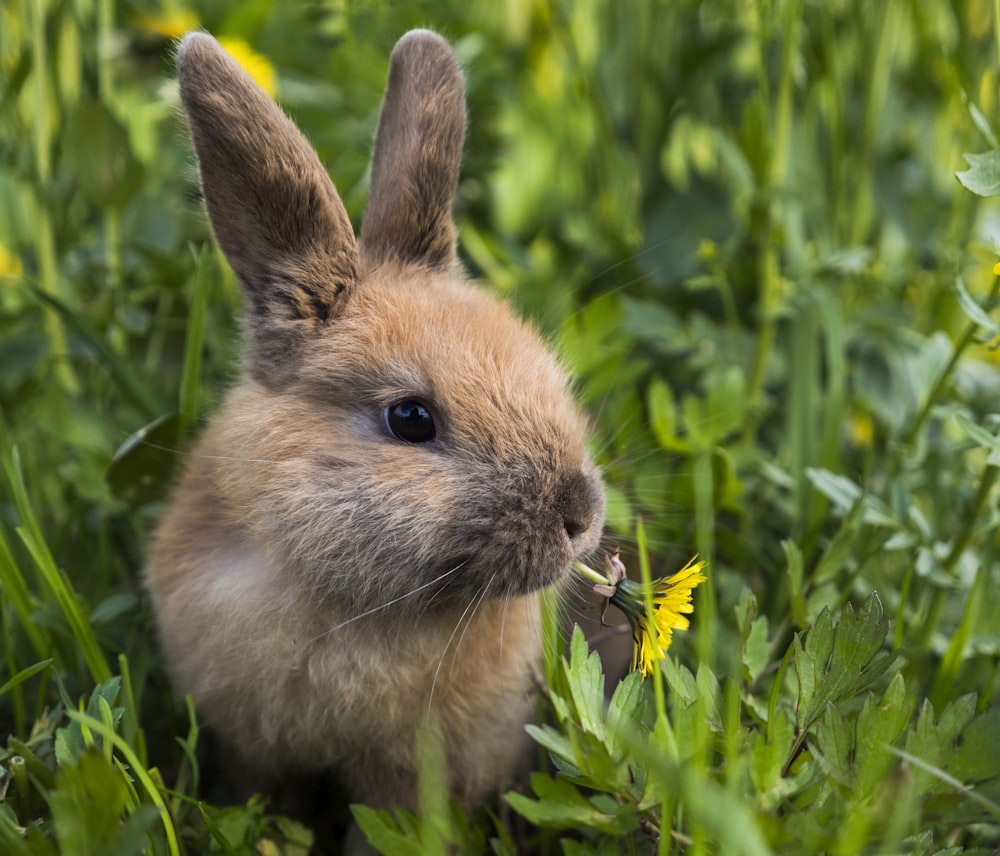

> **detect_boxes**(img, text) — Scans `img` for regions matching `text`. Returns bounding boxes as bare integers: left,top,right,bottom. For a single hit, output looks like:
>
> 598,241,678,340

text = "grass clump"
3,0,1000,852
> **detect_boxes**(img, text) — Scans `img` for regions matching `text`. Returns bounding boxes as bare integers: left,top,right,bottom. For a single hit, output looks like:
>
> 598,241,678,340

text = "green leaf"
50,750,130,856
63,99,143,208
505,774,639,835
564,626,605,739
605,670,644,759
524,724,576,768
24,286,165,421
950,709,1000,783
956,150,1000,196
647,376,689,452
953,277,1000,337
805,468,899,529
742,614,771,686
792,594,899,754
853,673,910,797
814,703,853,787
350,806,423,856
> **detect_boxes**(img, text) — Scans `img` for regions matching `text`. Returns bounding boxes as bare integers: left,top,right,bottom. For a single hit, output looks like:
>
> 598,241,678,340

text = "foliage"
2,0,1000,852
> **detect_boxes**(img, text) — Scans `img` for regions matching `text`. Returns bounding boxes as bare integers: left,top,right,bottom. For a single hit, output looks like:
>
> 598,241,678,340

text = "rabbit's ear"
177,33,358,376
360,30,466,269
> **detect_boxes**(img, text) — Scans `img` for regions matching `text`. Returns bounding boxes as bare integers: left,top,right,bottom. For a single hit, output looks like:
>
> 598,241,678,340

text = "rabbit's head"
176,31,604,614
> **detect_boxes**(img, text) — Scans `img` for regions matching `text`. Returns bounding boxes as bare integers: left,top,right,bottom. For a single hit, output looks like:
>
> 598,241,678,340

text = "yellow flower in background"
993,261,1000,276
575,553,707,678
848,412,874,448
133,9,199,39
0,243,23,281
132,11,277,98
218,36,277,97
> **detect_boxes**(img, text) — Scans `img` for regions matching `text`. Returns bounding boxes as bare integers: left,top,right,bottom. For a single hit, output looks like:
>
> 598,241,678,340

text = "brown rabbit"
146,29,605,811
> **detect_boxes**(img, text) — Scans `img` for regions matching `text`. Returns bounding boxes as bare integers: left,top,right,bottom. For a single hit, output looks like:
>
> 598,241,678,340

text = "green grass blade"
0,659,54,698
65,710,181,856
24,282,166,420
178,244,211,439
0,518,49,658
4,448,111,684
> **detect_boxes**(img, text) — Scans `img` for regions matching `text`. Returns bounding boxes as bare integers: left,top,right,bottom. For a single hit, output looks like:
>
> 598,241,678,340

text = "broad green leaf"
742,614,772,686
793,594,898,737
524,724,576,768
805,468,899,529
954,412,1000,452
561,626,605,741
950,709,1000,783
812,499,867,584
351,806,423,856
50,750,130,856
854,673,910,797
605,670,644,759
814,703,853,786
957,150,1000,196
954,277,1000,337
506,774,639,835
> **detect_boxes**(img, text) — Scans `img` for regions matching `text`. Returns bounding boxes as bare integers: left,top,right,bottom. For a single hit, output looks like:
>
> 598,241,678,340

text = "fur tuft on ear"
177,33,359,381
360,30,466,269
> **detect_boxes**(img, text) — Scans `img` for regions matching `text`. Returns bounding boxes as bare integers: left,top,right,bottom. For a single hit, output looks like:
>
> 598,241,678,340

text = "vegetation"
3,0,1000,852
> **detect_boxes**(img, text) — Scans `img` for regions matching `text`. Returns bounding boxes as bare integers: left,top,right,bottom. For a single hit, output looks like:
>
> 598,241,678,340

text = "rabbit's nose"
555,470,603,544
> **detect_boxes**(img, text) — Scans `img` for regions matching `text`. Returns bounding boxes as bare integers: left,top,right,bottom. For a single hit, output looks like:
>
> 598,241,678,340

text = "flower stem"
572,560,610,586
635,520,666,727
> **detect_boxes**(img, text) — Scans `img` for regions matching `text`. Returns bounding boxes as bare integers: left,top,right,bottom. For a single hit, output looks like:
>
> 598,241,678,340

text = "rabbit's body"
147,30,604,810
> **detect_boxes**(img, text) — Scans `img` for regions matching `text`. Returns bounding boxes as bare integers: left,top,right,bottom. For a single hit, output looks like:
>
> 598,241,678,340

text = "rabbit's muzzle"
454,463,605,598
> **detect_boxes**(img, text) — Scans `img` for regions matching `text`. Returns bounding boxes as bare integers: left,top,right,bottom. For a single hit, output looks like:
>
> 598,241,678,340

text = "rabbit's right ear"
177,33,358,380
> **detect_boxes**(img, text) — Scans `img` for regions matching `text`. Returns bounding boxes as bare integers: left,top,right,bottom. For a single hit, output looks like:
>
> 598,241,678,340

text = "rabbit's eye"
384,400,436,443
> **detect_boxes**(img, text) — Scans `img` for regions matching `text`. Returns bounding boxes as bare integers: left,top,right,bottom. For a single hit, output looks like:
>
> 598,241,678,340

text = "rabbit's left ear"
360,30,466,269
177,33,359,338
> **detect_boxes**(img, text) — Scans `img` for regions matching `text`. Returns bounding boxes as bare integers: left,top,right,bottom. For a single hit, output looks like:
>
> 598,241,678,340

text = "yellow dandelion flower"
133,9,199,40
993,261,1000,277
218,36,277,98
848,412,874,448
575,553,707,678
0,243,23,281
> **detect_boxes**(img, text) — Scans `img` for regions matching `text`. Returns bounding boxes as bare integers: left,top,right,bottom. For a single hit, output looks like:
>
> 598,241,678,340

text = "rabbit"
146,29,605,812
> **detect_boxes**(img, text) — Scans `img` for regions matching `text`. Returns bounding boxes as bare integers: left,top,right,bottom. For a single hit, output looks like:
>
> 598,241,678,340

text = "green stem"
97,0,121,292
573,560,610,586
851,0,901,245
693,448,716,667
635,519,673,856
995,0,1000,66
916,462,999,651
742,0,799,449
901,276,1000,451
30,0,78,393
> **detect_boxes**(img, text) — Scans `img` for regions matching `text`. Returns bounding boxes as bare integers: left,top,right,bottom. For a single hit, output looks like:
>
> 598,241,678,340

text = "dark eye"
383,400,437,443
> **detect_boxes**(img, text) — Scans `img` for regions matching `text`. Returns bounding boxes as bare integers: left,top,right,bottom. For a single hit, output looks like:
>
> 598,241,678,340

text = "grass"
3,0,1000,853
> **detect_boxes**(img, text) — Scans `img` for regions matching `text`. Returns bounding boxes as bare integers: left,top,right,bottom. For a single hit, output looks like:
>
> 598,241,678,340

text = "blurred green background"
4,0,1000,852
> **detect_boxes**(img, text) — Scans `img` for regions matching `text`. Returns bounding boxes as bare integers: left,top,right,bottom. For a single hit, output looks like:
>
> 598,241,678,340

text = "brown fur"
147,30,605,810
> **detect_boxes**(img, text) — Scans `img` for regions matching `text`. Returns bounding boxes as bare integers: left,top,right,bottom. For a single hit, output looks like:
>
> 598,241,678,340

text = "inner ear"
360,30,466,269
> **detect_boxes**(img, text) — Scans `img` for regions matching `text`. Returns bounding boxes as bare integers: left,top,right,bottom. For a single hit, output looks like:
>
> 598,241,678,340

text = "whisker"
427,577,492,713
446,573,495,681
308,559,469,642
499,588,510,669
137,440,284,466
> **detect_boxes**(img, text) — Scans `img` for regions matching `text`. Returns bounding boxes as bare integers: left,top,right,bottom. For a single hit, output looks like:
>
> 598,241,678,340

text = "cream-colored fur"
147,30,605,810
